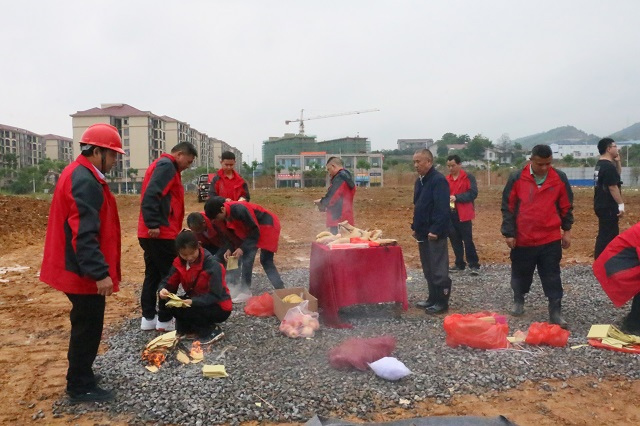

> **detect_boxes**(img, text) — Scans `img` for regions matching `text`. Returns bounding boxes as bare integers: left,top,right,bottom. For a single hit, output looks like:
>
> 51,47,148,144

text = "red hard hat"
80,123,125,154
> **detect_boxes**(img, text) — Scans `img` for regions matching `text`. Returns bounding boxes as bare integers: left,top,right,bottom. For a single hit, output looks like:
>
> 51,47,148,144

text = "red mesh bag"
243,292,274,317
525,322,570,347
443,312,510,349
328,336,396,370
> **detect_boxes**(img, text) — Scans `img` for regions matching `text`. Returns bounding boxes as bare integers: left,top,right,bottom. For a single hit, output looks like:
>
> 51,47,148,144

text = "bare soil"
1,184,640,425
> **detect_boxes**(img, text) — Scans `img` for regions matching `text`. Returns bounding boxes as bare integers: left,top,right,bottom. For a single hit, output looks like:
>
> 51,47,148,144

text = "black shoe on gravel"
68,386,115,404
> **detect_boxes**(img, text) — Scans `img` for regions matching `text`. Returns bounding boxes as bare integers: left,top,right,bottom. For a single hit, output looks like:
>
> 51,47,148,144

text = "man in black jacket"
412,149,452,314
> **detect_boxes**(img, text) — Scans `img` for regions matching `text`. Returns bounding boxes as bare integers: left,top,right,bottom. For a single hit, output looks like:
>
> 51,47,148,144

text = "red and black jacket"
138,154,184,240
593,223,640,307
208,169,250,201
223,201,280,253
40,155,121,294
193,212,241,256
160,248,232,311
318,168,356,227
446,169,477,222
501,164,573,247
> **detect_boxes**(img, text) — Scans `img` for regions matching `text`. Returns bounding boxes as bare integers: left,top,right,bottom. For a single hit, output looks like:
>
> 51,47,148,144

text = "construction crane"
285,108,380,135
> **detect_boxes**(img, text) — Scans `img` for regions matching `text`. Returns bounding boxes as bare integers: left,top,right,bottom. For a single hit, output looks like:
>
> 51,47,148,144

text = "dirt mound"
0,195,50,256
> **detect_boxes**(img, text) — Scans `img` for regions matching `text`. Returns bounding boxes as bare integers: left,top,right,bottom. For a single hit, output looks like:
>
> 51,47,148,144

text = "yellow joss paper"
202,364,228,378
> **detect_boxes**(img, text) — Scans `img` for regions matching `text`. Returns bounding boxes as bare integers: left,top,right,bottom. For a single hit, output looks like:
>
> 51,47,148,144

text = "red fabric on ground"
308,243,408,328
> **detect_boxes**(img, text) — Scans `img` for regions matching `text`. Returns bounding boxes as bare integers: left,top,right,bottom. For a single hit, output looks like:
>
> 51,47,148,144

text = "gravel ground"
53,265,640,425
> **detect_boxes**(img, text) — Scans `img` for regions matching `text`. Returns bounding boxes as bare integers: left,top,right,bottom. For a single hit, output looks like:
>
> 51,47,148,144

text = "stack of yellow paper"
146,331,177,351
587,324,640,348
202,364,228,378
226,257,239,271
165,292,191,308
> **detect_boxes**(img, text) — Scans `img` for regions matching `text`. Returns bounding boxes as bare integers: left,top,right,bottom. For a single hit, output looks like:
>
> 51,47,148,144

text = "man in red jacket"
138,142,197,331
446,155,480,275
314,156,356,234
208,151,250,202
501,145,573,328
205,196,285,303
40,123,123,403
593,222,640,334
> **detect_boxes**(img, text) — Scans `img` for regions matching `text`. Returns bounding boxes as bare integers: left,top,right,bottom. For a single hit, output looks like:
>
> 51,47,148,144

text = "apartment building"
43,134,74,163
0,124,47,168
397,138,433,151
71,104,242,192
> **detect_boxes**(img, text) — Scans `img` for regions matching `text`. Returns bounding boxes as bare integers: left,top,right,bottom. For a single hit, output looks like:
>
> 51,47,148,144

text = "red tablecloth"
308,242,408,328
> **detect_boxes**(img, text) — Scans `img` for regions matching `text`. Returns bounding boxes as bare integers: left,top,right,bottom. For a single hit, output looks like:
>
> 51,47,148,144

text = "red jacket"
319,168,356,227
137,154,184,240
40,155,121,294
208,169,250,201
224,201,280,253
501,164,573,247
593,223,640,307
446,169,477,222
160,248,232,311
194,212,241,251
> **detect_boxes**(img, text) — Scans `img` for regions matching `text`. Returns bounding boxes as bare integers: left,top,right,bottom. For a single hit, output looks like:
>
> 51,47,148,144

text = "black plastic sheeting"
305,414,517,426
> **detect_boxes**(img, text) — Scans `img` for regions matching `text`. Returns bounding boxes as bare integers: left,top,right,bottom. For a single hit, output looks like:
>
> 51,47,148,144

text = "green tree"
562,154,575,165
356,158,371,171
436,143,449,157
465,134,493,160
438,132,459,145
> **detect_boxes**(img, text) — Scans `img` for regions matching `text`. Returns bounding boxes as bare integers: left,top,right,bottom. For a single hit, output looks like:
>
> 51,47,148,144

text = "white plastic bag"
279,300,320,338
368,357,412,381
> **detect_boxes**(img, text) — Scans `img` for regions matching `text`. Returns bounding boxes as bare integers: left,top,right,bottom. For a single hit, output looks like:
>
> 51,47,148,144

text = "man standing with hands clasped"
594,137,624,259
501,144,573,328
412,149,452,314
314,156,356,234
40,123,123,403
446,154,480,275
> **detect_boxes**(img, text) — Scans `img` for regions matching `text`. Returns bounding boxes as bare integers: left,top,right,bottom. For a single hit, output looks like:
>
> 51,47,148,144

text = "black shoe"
425,301,449,314
469,267,480,276
94,374,102,384
621,315,640,335
511,293,525,316
425,287,450,314
68,386,115,404
200,325,225,345
449,265,465,272
548,298,568,329
416,299,434,308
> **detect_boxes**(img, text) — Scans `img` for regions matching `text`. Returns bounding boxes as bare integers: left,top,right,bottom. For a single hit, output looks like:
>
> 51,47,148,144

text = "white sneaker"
232,291,252,304
141,316,157,331
156,318,175,332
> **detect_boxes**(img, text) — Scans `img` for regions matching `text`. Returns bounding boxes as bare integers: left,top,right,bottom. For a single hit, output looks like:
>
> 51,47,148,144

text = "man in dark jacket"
412,149,452,314
314,156,356,234
594,137,624,259
446,154,480,274
138,142,197,331
40,123,123,403
501,144,573,328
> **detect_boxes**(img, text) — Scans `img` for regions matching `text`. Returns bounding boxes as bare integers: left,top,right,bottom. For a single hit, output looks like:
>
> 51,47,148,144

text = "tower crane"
285,108,380,135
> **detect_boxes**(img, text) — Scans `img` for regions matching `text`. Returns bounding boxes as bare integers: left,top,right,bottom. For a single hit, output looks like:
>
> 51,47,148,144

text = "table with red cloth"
308,242,408,328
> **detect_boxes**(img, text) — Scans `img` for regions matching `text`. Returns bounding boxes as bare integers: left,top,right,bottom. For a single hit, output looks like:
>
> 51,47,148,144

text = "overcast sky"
2,0,639,161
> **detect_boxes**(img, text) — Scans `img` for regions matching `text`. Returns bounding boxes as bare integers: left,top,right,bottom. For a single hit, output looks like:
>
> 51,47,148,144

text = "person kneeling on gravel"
593,222,640,335
158,230,231,344
204,196,286,303
501,144,574,329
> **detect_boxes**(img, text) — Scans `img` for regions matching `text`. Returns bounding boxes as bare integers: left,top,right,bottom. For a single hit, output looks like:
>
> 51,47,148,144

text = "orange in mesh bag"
443,312,510,349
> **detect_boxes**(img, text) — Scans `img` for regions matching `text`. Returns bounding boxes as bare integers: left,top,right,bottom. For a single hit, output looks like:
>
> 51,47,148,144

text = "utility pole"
252,144,256,191
487,160,491,187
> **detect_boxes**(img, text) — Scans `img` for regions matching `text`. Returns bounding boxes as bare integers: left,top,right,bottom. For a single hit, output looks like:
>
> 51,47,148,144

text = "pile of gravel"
53,265,640,425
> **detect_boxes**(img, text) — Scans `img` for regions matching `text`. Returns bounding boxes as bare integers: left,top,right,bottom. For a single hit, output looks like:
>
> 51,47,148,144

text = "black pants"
65,293,105,395
510,240,563,299
595,210,619,259
418,238,452,297
139,238,176,322
449,211,480,269
205,245,242,285
166,304,231,337
241,248,284,289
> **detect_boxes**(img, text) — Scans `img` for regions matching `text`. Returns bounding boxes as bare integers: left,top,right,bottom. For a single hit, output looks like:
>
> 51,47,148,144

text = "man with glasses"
594,138,624,259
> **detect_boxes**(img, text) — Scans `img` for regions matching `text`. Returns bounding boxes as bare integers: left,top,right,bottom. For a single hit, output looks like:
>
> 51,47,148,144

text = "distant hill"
609,122,640,141
513,126,599,149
